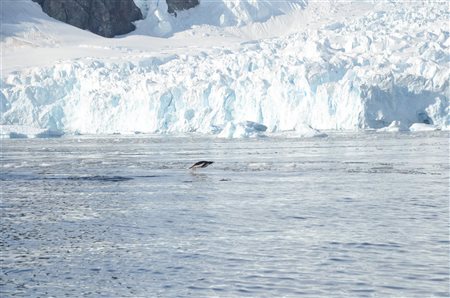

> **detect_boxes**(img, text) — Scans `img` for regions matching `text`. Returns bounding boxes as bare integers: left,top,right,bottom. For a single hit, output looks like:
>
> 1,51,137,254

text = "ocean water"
1,132,449,297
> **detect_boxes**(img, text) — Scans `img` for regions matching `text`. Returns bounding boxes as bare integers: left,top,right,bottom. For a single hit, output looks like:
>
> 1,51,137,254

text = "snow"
1,1,449,137
133,0,306,37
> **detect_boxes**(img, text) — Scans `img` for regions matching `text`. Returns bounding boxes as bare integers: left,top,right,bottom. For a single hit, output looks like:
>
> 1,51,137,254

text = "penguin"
189,161,214,169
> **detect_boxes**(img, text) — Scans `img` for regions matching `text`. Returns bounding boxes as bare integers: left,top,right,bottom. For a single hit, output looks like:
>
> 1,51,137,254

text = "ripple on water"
1,134,449,297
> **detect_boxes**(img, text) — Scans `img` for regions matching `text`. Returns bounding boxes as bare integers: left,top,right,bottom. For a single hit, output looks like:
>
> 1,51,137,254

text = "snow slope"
1,1,449,137
132,0,306,37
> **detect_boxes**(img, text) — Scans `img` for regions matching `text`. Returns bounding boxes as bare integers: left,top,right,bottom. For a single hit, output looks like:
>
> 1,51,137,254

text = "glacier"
1,0,449,137
132,0,306,37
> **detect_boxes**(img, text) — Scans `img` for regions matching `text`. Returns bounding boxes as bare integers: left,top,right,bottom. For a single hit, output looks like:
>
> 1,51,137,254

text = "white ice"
1,1,449,137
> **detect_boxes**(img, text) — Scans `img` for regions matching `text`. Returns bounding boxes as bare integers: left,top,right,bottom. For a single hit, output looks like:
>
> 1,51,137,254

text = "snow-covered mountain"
1,0,449,137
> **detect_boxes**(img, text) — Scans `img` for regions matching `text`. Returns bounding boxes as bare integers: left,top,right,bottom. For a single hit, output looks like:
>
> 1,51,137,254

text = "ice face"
1,1,449,137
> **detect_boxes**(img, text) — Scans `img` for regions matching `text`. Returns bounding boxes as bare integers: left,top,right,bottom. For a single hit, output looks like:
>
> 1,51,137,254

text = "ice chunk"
35,130,65,138
217,121,267,138
278,124,327,138
242,121,267,132
377,121,409,132
409,123,440,132
9,132,28,139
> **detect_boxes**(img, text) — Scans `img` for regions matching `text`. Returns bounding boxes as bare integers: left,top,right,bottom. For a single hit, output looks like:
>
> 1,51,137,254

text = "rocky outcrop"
166,0,199,14
32,0,142,37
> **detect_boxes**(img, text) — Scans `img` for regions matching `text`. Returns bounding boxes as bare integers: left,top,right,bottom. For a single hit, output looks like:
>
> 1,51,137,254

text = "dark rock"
166,0,199,15
32,0,142,37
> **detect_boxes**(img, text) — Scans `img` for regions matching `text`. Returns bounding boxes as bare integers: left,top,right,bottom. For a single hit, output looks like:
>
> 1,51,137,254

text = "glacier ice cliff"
1,1,449,136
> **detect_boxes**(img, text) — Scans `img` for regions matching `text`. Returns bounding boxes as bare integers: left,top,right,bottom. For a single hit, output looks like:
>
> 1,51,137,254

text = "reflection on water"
1,133,449,297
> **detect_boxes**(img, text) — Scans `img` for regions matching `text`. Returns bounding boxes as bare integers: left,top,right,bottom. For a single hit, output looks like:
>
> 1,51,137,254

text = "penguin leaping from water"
189,161,214,170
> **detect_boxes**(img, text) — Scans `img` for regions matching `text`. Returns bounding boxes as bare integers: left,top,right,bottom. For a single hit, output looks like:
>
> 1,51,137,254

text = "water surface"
1,132,449,297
